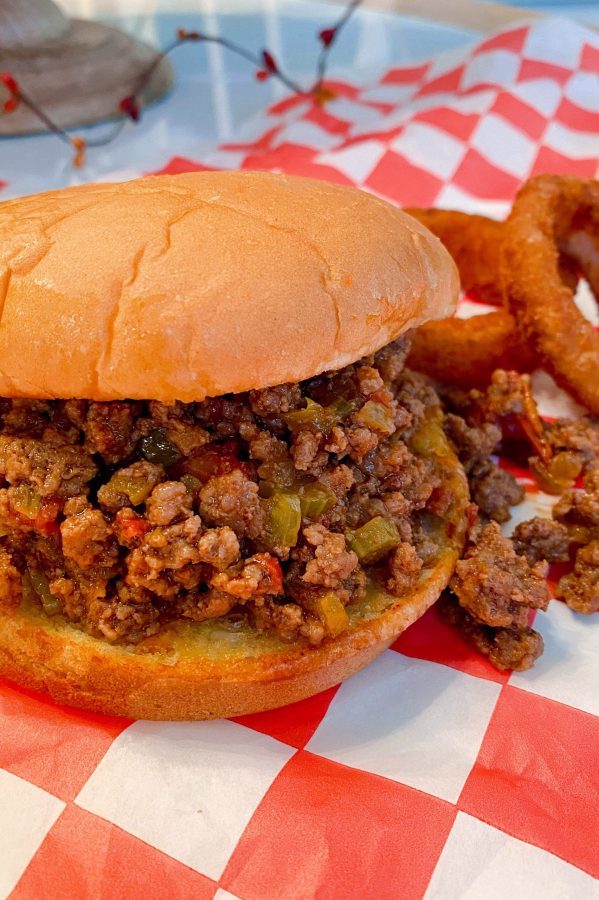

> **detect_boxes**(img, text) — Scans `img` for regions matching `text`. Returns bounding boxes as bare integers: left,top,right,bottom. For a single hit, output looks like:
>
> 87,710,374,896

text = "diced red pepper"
116,514,152,545
253,553,284,595
34,499,61,535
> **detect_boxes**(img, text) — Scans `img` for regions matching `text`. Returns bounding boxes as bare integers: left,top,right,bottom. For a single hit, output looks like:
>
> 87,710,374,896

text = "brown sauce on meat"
0,336,454,646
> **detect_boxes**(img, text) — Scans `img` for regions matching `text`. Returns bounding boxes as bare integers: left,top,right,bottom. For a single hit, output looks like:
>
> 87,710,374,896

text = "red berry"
1,70,19,111
119,95,140,122
261,50,278,73
256,69,269,81
319,27,336,47
0,71,18,95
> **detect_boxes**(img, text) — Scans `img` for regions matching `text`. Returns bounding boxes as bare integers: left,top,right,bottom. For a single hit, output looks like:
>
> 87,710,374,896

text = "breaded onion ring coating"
503,175,599,414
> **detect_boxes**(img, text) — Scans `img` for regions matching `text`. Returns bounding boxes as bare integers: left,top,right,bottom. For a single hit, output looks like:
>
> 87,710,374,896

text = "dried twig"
0,0,362,166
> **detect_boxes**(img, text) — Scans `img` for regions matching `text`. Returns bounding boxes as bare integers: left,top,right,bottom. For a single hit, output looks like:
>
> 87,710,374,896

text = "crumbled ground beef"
439,594,544,671
199,469,265,539
469,462,524,523
386,542,423,596
197,527,240,571
0,547,22,609
512,517,571,565
60,507,118,569
440,372,598,671
82,401,139,464
302,524,358,588
146,482,193,526
553,466,599,529
177,589,237,624
444,415,501,473
291,429,323,472
0,337,456,646
547,416,599,468
443,413,523,523
450,522,550,629
445,370,551,469
0,435,97,499
556,541,599,614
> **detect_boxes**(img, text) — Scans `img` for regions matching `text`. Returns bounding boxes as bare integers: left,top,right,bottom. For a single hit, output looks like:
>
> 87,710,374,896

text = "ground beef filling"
0,338,454,646
445,522,550,670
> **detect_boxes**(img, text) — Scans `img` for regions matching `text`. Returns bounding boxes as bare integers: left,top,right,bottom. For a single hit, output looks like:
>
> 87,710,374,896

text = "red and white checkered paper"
1,17,599,900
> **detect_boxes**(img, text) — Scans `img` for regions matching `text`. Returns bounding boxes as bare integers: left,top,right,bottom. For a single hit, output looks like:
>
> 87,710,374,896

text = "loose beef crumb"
444,414,501,473
145,481,193,525
249,383,303,418
252,597,307,643
371,335,412,386
302,524,358,588
396,371,438,428
211,554,283,600
0,436,97,498
451,522,550,629
440,594,544,671
177,589,237,623
197,527,240,571
356,365,385,397
2,400,51,437
291,429,323,472
126,517,203,599
60,508,117,570
512,517,571,565
346,425,379,463
469,462,524,523
83,401,137,464
556,541,599,614
200,469,265,539
0,547,22,609
87,582,160,643
553,466,599,528
248,431,288,463
547,416,599,467
386,542,423,596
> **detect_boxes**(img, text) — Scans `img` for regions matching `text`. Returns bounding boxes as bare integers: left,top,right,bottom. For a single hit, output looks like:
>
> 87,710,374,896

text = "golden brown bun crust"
0,551,457,720
0,171,458,402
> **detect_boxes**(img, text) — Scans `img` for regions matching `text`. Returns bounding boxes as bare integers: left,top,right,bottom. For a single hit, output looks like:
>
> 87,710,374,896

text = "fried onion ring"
405,208,536,386
503,175,599,414
408,310,536,389
406,208,504,304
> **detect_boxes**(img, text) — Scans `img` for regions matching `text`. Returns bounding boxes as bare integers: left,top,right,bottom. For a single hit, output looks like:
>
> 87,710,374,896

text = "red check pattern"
1,18,599,899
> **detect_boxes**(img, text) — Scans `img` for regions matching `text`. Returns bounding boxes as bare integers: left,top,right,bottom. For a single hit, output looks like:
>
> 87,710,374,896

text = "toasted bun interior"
0,171,458,402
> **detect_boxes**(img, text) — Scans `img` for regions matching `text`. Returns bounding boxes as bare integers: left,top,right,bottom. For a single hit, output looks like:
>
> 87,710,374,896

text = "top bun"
0,171,458,402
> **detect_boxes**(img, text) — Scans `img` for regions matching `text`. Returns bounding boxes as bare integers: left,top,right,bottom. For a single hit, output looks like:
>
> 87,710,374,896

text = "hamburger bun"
0,171,458,403
0,171,466,720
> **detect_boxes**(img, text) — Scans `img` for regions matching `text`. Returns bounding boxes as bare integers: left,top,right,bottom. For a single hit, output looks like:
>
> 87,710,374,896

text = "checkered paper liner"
1,16,598,900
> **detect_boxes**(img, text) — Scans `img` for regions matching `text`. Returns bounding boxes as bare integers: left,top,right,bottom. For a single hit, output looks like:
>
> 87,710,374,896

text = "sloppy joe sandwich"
0,171,469,719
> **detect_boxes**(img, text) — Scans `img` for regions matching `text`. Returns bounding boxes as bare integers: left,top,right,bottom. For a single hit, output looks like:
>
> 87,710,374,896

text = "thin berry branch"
314,0,362,92
0,0,362,166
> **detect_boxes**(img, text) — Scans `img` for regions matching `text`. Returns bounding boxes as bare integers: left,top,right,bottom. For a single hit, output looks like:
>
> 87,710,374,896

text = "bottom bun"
0,420,469,721
0,555,458,720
